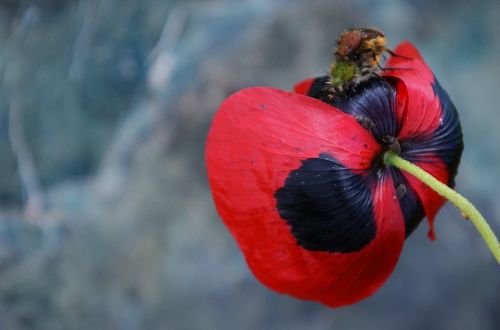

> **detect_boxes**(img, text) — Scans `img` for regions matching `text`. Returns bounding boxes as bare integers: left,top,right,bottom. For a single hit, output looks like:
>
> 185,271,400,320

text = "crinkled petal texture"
206,87,405,307
206,41,463,308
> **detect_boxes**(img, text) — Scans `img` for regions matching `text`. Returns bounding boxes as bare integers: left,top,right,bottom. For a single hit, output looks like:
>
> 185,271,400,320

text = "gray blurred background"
0,0,498,329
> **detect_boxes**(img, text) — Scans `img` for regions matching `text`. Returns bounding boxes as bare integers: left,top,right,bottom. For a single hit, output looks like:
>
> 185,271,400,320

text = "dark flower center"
382,135,401,154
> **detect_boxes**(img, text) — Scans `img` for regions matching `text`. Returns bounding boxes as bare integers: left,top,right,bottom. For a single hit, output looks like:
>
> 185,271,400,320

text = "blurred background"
0,0,498,329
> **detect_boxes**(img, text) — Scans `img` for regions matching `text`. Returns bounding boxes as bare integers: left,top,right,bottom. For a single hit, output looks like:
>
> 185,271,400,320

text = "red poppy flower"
205,42,463,307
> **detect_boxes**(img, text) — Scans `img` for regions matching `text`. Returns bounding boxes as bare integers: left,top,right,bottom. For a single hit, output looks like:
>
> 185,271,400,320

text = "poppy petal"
332,78,398,145
386,166,425,237
293,77,316,95
401,160,449,240
206,87,406,307
427,78,463,185
384,42,463,238
383,43,440,141
384,42,463,173
384,41,433,81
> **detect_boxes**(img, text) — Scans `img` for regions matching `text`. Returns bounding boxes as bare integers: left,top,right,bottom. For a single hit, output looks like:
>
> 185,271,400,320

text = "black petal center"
275,153,376,253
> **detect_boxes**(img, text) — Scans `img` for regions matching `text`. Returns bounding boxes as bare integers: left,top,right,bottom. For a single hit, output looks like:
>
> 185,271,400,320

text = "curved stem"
384,151,500,265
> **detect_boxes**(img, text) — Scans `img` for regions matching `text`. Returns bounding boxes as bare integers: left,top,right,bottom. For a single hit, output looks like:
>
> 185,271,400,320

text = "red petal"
401,159,449,240
293,78,316,95
384,42,457,238
385,41,429,76
310,175,405,307
206,87,405,307
383,42,440,141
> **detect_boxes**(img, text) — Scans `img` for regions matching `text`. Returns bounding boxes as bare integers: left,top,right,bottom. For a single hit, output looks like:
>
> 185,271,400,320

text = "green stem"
384,151,500,265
